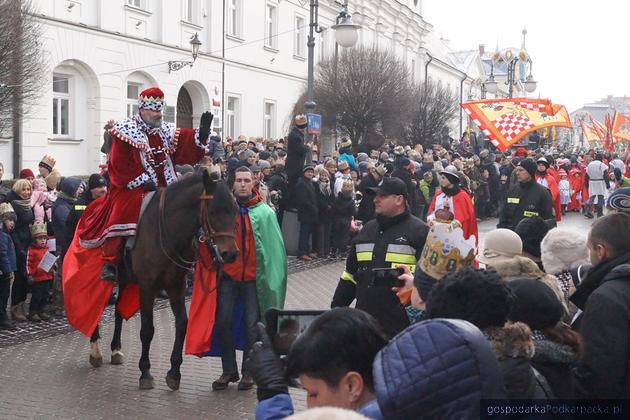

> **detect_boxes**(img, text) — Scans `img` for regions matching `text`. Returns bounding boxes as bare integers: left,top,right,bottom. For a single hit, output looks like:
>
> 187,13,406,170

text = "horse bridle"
157,188,235,270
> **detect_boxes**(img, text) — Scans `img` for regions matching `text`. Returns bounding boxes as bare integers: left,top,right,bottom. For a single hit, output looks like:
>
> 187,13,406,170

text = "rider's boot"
100,263,118,283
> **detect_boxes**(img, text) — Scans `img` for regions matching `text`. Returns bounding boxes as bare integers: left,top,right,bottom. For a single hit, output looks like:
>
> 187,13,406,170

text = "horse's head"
201,170,239,264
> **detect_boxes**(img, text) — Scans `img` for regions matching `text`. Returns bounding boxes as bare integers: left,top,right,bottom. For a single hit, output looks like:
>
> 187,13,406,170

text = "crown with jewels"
419,209,476,280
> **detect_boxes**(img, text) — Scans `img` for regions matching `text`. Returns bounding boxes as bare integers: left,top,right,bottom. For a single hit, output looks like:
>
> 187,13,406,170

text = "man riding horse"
78,87,213,282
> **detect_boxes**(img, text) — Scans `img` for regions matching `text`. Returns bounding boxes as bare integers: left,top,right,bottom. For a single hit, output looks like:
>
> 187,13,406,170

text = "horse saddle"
124,191,156,251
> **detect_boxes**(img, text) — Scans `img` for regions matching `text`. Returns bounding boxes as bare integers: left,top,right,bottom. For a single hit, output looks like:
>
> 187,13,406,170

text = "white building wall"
6,0,463,176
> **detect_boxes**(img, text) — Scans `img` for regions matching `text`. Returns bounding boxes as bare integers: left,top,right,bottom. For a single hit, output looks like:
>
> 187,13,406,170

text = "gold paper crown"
419,215,476,280
30,222,48,238
39,154,56,168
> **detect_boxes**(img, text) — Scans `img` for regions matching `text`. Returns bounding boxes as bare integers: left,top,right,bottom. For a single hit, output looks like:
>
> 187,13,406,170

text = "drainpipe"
424,52,433,88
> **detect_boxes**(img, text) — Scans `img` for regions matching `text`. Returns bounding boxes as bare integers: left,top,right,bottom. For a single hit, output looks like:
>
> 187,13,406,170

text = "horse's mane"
164,171,236,212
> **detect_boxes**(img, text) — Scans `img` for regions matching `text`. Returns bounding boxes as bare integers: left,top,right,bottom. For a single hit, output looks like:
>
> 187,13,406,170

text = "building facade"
4,0,473,176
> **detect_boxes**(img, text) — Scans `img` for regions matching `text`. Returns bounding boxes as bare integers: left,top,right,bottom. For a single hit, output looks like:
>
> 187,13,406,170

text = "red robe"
427,189,478,244
568,166,583,211
536,173,562,221
580,164,590,204
63,118,207,337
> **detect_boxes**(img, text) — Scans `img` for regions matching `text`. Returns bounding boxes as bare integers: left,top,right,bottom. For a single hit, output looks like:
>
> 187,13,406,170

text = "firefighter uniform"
331,211,429,338
498,179,554,230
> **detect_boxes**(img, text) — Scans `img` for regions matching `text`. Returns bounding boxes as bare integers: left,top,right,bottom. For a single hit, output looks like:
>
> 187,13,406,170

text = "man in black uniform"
65,173,108,254
331,177,429,338
498,158,554,230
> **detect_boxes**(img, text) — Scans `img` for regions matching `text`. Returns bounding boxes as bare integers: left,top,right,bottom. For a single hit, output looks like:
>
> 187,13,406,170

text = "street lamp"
168,33,202,73
305,0,360,156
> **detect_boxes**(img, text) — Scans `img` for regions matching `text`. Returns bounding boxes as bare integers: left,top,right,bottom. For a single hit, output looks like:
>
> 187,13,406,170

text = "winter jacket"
285,127,308,181
27,244,53,282
0,230,16,275
315,182,335,224
65,190,97,247
571,254,630,398
531,334,578,399
338,153,357,171
52,177,82,258
484,323,554,399
294,177,318,224
372,319,505,419
6,190,35,257
0,184,11,203
207,136,225,160
498,179,554,230
357,173,379,223
333,193,356,221
331,211,428,338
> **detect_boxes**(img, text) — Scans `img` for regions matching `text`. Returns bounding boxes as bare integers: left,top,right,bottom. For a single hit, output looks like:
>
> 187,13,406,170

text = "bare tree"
0,0,47,175
289,47,412,149
404,81,458,147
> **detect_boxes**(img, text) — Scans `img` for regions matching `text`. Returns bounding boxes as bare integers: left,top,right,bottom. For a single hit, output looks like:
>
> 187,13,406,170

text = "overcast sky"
423,0,629,112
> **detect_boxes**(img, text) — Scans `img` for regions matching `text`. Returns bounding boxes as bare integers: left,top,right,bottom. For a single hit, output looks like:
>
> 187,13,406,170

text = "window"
319,30,327,61
263,101,276,139
164,106,175,123
183,0,196,24
265,3,277,49
226,96,240,140
294,15,305,57
227,0,242,38
126,83,141,118
127,0,142,8
52,75,70,136
411,58,416,84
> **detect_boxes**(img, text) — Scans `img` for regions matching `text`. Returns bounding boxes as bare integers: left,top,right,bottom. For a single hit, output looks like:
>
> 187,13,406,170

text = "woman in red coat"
535,158,562,222
568,163,583,212
427,168,478,244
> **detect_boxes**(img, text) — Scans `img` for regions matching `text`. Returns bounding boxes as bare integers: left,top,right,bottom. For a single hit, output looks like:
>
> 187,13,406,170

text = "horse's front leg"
89,324,103,367
138,287,155,390
110,306,125,365
166,282,188,391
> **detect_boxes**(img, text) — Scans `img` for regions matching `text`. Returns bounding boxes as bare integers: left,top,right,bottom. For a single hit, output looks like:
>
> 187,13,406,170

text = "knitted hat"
518,158,537,177
536,157,550,168
340,137,352,149
439,169,460,185
515,216,555,259
515,147,528,158
508,278,563,330
19,168,34,179
258,151,271,161
88,173,107,190
477,229,523,265
302,165,315,174
607,187,630,213
0,203,16,221
401,157,411,167
356,152,369,163
258,160,271,170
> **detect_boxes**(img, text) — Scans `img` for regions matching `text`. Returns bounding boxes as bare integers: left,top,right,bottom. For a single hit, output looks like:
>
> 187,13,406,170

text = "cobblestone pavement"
0,259,344,419
0,213,593,419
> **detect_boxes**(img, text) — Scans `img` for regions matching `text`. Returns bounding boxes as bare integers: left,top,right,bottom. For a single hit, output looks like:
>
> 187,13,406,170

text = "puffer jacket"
372,319,505,419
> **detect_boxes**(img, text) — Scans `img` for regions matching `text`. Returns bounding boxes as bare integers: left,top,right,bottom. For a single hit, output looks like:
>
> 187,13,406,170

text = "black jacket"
531,338,578,399
331,211,428,338
51,177,82,258
333,193,356,221
572,254,630,398
497,179,554,230
315,183,335,224
65,190,97,253
285,127,308,181
357,173,378,223
294,177,318,224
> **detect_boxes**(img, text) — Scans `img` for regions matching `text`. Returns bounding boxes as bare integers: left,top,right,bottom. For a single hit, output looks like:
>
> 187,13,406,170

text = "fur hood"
491,256,568,315
540,228,590,275
484,323,535,360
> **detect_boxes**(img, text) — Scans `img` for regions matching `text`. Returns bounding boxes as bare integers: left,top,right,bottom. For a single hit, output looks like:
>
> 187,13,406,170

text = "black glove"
244,322,288,401
198,111,214,143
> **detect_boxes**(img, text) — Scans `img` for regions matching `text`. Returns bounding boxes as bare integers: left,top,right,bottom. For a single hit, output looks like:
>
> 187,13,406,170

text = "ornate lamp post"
305,0,360,157
168,33,202,73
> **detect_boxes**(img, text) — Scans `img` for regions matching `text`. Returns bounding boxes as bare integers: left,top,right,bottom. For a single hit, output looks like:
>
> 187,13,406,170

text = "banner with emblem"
579,120,600,143
612,111,630,141
461,98,572,151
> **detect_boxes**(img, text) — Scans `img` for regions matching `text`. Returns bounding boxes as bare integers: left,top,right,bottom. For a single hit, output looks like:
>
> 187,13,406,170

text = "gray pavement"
0,213,595,419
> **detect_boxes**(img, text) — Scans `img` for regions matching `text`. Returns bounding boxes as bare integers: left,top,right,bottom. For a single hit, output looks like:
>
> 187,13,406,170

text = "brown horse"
89,170,238,390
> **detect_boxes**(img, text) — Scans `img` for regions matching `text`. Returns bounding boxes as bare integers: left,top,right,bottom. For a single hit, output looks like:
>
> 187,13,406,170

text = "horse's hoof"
89,355,103,368
111,350,125,365
166,374,180,391
139,376,155,390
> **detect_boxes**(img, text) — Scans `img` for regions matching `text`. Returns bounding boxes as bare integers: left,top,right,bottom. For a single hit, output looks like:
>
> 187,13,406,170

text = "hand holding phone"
371,267,406,288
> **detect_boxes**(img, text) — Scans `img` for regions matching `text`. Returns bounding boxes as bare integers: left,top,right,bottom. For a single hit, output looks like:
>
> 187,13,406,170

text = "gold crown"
30,222,48,238
39,154,56,168
418,217,476,280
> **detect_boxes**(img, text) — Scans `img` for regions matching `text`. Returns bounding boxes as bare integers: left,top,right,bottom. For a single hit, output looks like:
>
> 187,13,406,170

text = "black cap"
88,173,107,190
518,158,537,177
366,177,408,199
302,165,314,173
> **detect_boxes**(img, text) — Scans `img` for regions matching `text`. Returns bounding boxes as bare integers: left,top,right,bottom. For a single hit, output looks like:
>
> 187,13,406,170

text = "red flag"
612,111,630,141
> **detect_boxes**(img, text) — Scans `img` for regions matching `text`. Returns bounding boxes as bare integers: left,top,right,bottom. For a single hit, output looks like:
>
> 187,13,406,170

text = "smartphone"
371,267,406,288
265,308,326,355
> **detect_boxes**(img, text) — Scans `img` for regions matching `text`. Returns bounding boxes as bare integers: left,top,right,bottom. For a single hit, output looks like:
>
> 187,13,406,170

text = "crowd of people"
1,93,630,418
